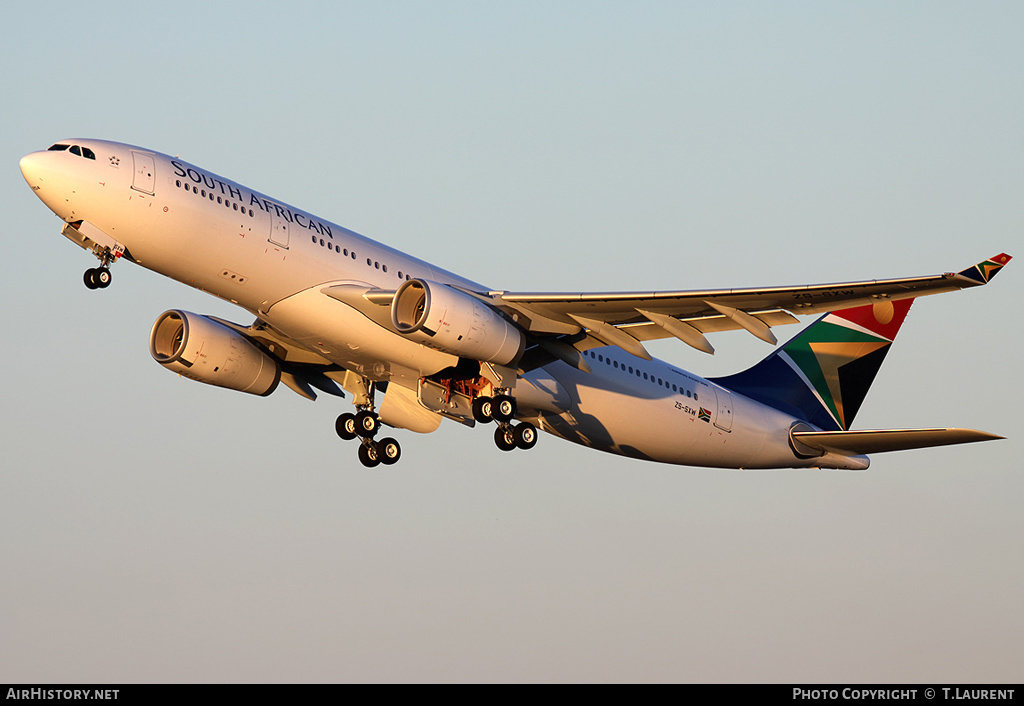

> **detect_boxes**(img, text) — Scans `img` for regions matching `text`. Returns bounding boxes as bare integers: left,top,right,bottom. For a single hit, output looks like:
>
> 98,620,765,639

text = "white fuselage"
21,139,835,470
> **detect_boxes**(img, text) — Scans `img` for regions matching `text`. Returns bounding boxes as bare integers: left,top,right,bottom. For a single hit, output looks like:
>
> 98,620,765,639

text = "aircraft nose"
20,150,74,217
20,153,37,182
20,152,45,189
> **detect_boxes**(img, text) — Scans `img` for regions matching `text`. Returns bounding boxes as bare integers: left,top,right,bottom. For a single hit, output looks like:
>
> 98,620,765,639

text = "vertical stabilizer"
711,299,914,431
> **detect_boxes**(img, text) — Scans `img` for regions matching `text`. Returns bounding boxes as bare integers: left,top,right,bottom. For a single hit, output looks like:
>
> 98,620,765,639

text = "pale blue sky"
2,1,1021,682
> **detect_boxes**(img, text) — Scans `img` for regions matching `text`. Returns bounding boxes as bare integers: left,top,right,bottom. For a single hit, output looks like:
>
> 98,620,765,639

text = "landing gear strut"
334,379,402,468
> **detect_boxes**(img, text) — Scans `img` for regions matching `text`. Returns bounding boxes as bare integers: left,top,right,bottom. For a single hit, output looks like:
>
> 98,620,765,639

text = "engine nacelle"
391,279,524,366
149,310,280,396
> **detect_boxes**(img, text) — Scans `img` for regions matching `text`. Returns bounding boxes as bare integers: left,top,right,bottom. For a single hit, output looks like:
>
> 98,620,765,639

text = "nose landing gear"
83,247,117,290
84,266,112,289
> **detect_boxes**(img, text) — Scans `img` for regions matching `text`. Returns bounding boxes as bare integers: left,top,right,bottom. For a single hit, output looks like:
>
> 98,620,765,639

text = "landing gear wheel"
513,422,538,450
377,437,401,465
335,412,357,440
95,267,112,288
494,425,516,452
355,410,380,438
472,396,494,424
84,268,99,289
492,395,517,423
358,441,381,468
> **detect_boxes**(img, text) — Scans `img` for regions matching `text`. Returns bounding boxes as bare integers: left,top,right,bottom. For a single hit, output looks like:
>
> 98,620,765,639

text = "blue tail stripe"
711,354,840,431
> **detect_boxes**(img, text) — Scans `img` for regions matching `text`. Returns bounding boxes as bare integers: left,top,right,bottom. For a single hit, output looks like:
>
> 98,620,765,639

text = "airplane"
19,139,1010,470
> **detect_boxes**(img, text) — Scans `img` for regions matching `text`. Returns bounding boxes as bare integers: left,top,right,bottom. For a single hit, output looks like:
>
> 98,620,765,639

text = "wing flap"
792,428,1004,456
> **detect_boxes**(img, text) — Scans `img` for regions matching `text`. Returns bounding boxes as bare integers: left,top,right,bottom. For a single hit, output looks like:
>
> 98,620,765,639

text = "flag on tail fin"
957,253,1011,285
711,299,914,431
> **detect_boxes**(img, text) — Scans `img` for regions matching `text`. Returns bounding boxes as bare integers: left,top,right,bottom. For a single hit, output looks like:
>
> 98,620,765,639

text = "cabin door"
131,152,155,194
713,388,734,432
269,210,290,248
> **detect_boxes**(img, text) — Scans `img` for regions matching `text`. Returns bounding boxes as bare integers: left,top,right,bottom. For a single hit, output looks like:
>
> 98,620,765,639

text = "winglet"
957,253,1012,285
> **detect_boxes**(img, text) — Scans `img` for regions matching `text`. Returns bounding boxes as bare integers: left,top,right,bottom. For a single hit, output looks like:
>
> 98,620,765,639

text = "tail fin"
711,299,914,431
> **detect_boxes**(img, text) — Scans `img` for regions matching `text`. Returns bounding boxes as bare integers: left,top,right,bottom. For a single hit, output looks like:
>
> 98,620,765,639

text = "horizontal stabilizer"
792,428,1004,456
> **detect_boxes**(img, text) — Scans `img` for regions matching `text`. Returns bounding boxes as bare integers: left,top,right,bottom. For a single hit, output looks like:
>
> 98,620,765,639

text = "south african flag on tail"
957,253,1012,285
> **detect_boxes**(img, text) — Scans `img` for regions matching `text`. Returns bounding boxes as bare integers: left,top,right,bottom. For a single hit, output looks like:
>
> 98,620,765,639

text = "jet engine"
149,310,280,396
391,279,524,365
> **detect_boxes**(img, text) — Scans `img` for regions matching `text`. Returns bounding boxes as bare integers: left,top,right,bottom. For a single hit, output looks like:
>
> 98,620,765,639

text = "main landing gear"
472,392,538,452
336,408,401,468
333,377,537,467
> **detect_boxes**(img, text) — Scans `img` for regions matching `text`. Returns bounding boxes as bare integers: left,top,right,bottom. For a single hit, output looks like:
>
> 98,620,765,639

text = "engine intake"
391,279,524,365
149,310,280,396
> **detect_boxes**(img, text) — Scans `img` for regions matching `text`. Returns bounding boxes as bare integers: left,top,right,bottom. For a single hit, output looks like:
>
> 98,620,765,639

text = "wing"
493,253,1012,362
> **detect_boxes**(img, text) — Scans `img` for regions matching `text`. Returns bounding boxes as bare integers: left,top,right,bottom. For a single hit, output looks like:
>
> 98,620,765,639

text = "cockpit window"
52,144,97,160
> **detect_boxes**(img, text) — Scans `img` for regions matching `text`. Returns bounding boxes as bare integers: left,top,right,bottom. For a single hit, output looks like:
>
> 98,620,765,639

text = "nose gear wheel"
84,267,112,289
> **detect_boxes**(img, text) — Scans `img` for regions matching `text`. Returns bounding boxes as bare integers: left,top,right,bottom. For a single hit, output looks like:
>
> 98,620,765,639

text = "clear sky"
2,1,1021,683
